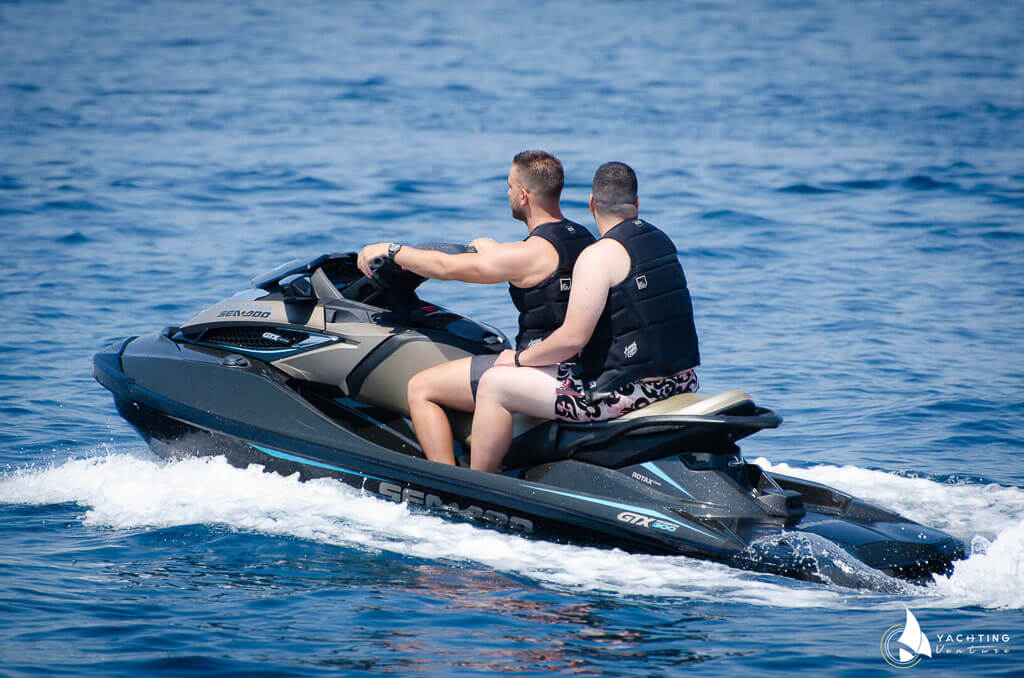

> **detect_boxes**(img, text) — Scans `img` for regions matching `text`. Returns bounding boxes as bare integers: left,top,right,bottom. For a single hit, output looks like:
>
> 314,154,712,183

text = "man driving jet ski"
466,162,701,472
356,151,595,466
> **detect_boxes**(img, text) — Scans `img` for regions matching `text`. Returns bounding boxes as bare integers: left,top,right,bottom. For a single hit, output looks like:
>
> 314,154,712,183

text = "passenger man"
356,151,595,466
466,162,700,472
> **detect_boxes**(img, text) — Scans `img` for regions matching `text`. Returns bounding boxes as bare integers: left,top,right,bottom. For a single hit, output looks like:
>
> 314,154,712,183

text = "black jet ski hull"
95,336,965,586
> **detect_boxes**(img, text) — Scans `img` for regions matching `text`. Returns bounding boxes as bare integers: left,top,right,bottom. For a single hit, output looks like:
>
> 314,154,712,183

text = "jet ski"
92,246,964,585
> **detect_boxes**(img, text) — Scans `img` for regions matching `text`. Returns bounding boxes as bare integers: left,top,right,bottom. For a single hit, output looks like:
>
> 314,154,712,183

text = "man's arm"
357,239,551,285
468,237,498,251
500,241,624,367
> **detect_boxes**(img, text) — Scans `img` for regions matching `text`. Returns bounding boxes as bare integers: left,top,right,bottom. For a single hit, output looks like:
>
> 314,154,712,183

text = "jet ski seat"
618,389,755,419
461,389,776,470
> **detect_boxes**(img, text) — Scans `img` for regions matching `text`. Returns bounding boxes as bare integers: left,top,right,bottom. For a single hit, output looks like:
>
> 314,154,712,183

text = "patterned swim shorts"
553,365,699,422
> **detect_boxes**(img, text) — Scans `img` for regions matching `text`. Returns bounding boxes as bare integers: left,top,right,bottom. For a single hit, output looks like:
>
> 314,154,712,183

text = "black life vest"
508,219,595,350
578,218,700,398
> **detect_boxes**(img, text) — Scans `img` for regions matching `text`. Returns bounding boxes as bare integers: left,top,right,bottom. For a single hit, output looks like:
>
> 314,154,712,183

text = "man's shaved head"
592,162,638,219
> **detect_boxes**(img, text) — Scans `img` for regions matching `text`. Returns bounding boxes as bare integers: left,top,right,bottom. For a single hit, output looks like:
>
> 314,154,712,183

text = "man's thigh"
411,356,476,412
477,365,560,419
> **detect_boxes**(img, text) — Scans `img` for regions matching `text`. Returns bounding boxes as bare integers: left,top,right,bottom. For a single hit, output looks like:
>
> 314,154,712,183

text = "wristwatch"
387,243,403,260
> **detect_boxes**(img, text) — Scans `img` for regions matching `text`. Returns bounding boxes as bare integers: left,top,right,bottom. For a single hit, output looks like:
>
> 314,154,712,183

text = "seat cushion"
618,389,753,419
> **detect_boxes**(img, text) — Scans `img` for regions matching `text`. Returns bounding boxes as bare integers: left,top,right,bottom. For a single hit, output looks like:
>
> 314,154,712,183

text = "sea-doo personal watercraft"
93,247,964,585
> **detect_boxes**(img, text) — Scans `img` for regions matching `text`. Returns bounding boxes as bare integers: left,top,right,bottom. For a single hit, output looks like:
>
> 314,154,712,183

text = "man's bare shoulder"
520,233,558,251
578,238,628,263
576,238,630,282
505,235,560,287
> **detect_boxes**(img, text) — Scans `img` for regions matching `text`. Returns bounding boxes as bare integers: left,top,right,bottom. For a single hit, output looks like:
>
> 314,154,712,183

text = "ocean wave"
776,184,837,194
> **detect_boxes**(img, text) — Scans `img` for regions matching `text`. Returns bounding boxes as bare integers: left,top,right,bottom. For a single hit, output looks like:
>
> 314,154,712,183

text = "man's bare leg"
407,357,477,465
470,365,559,473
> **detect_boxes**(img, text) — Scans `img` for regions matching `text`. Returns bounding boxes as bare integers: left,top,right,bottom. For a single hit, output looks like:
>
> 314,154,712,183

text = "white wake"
755,458,1024,610
1,450,1021,609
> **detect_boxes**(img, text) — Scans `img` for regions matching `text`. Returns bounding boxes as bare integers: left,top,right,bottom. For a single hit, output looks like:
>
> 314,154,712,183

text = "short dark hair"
513,150,564,202
592,162,638,218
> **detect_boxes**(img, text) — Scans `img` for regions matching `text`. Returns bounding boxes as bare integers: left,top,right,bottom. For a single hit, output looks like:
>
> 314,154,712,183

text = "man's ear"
588,193,595,213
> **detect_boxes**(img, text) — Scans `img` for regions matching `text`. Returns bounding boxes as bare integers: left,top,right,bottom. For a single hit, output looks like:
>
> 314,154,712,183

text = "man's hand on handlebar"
357,242,392,278
468,237,498,252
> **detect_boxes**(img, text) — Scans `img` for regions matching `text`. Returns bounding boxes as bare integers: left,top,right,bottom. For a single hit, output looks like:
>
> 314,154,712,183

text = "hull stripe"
529,486,717,539
251,443,385,482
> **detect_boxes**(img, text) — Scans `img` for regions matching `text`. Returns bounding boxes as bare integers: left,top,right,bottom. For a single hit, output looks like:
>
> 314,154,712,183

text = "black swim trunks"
469,354,499,399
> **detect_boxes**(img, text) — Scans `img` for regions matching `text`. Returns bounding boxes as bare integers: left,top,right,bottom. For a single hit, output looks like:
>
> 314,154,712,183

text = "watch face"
388,243,401,257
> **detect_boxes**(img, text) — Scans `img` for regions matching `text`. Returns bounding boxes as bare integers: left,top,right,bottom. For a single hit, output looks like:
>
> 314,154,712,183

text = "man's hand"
493,349,517,367
357,242,391,278
469,237,499,252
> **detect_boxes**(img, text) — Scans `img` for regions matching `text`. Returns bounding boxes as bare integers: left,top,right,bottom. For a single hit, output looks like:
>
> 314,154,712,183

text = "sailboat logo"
880,608,932,668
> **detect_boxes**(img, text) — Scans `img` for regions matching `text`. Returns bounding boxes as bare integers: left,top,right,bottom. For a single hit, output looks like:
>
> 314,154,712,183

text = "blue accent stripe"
251,443,384,482
529,485,717,540
641,462,695,499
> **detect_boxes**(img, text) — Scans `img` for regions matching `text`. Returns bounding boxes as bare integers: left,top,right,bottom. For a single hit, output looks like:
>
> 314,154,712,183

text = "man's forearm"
516,326,588,366
393,247,461,281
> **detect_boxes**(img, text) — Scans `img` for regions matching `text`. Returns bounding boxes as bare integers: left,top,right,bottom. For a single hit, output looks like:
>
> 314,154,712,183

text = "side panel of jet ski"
341,331,483,416
114,333,396,454
94,336,752,562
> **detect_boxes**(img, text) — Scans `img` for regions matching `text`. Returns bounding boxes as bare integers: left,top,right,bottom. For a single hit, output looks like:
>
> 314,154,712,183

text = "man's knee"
407,370,434,404
475,366,514,402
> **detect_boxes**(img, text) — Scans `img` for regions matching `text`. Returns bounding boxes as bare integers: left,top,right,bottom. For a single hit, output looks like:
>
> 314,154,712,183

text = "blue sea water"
1,0,1023,675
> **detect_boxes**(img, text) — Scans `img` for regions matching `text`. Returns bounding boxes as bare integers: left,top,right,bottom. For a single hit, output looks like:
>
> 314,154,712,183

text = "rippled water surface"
2,1,1023,675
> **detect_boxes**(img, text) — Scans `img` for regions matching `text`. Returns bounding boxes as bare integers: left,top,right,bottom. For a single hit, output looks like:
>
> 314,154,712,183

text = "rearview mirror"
280,274,315,303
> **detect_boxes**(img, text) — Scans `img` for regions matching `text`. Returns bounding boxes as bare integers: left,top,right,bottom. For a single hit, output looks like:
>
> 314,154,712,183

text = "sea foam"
755,458,1024,610
2,450,1021,609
